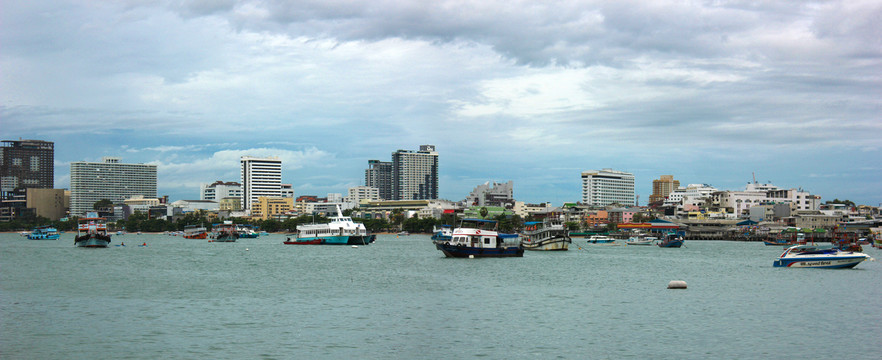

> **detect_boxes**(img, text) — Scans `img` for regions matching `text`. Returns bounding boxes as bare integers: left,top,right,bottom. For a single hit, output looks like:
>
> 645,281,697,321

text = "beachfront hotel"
69,157,157,217
581,169,636,206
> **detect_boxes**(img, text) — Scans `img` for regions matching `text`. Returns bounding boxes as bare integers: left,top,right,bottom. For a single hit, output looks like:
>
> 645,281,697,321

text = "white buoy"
246,248,249,251
468,255,475,258
668,280,687,289
352,245,358,248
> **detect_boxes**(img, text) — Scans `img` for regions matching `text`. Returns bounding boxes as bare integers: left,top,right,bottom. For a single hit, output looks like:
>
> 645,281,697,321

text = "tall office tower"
0,139,54,198
365,160,392,200
649,175,680,204
392,145,438,200
581,168,636,206
240,156,282,211
70,157,157,216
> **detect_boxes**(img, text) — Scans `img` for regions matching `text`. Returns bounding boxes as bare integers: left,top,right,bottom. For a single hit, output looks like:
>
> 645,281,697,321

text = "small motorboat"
586,235,616,244
657,233,684,248
625,235,656,246
773,244,873,269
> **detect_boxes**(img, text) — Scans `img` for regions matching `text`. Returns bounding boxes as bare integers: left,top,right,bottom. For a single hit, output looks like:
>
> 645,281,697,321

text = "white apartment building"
581,169,635,206
464,180,514,207
665,184,718,206
713,182,820,216
70,157,157,217
281,184,294,198
240,156,282,212
345,186,380,205
200,181,242,201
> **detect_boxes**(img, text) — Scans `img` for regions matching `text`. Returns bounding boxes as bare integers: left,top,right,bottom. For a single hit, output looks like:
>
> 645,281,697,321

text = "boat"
520,220,571,251
433,218,523,258
773,244,873,268
586,235,616,244
210,223,238,242
431,225,453,241
285,205,375,245
657,233,684,248
183,225,208,239
397,231,410,236
27,226,60,240
624,233,656,246
74,212,111,248
237,225,259,238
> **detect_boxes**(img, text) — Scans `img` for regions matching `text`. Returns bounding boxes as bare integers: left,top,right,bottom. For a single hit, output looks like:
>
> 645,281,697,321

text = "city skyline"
2,1,880,206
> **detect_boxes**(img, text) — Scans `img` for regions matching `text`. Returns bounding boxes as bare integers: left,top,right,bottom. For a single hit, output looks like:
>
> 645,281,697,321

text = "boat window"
484,237,490,244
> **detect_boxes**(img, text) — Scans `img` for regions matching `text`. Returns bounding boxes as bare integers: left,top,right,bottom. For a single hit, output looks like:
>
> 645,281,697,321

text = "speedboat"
773,244,873,268
586,235,616,244
624,234,656,246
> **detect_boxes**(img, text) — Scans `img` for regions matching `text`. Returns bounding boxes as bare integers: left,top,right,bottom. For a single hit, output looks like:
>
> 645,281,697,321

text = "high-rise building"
1,139,54,198
70,157,157,217
200,181,242,201
392,145,438,200
465,181,514,207
649,175,680,204
240,156,282,212
365,160,392,200
581,169,635,206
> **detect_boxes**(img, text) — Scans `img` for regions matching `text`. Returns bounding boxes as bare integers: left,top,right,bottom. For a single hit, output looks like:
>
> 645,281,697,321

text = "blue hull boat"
435,242,524,258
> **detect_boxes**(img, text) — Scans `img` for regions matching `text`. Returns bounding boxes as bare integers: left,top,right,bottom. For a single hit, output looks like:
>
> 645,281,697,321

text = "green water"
2,233,880,359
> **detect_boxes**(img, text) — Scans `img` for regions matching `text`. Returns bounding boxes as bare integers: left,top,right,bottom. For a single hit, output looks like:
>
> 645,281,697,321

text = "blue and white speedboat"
431,225,453,241
586,235,616,244
27,226,60,240
773,245,872,268
287,205,375,245
434,219,523,258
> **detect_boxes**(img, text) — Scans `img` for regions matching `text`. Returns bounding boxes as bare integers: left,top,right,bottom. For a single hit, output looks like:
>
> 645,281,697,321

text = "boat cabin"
449,228,503,249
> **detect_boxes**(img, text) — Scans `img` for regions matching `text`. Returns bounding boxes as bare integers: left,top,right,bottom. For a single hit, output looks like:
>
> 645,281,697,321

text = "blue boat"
286,205,375,245
433,219,523,258
236,224,259,238
657,232,684,248
27,226,60,240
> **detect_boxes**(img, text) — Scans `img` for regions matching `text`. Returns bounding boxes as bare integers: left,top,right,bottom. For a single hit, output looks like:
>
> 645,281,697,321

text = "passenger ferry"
183,225,208,239
285,205,375,245
27,226,60,240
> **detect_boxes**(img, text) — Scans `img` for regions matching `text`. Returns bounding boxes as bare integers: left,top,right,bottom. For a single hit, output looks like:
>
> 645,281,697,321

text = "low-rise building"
251,197,294,220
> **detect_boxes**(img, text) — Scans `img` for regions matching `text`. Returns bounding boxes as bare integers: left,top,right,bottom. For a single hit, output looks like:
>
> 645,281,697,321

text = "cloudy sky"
2,0,880,206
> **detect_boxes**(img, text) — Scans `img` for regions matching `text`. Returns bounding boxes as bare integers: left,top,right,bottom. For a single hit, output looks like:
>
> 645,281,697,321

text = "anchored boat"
285,205,375,245
520,220,571,251
657,232,684,248
27,226,60,240
434,219,523,258
75,212,111,248
210,223,239,242
183,225,208,239
773,244,872,268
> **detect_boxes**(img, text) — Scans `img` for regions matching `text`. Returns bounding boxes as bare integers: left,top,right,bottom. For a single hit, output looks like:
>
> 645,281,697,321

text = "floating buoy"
352,245,358,248
668,280,687,289
468,255,475,258
245,248,249,251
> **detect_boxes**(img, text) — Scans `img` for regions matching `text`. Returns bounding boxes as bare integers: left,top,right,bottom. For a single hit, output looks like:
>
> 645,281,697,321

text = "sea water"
1,233,880,359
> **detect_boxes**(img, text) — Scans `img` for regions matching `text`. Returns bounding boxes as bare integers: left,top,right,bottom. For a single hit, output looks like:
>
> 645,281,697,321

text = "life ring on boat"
476,230,481,234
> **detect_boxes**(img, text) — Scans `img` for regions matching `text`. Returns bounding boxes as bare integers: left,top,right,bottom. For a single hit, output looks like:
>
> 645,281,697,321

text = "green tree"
479,207,489,219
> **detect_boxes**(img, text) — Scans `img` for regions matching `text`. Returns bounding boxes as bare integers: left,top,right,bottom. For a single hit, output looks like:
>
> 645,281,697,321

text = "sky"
2,0,880,206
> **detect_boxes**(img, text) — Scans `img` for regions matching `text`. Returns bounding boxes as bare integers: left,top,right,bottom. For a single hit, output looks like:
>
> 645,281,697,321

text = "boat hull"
434,242,524,258
75,235,111,248
183,233,207,239
292,235,375,245
625,240,653,245
28,234,60,240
